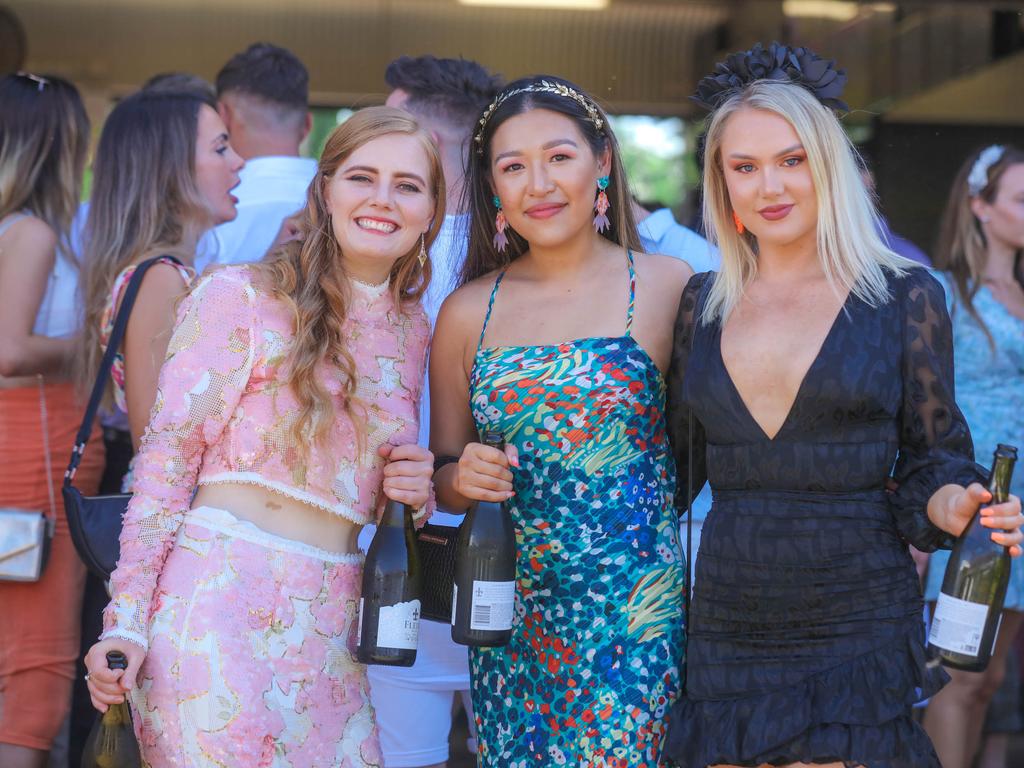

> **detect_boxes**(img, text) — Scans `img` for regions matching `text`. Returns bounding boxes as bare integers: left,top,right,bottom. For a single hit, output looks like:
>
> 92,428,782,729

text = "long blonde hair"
255,106,444,449
701,80,911,324
934,145,1024,346
0,73,89,255
79,90,216,402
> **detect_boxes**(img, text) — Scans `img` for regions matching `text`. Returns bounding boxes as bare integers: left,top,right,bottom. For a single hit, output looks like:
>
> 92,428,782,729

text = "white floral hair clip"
967,145,1005,196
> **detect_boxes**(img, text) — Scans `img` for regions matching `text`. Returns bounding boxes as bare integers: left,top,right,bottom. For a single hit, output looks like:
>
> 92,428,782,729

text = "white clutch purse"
0,508,53,581
0,376,56,582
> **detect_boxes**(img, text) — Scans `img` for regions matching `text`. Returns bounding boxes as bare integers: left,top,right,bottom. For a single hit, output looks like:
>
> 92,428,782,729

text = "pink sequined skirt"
131,505,382,768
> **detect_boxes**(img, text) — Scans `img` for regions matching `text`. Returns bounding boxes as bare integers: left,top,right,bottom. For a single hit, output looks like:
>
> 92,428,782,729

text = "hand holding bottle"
453,441,520,503
936,483,1023,556
84,638,145,712
379,443,433,509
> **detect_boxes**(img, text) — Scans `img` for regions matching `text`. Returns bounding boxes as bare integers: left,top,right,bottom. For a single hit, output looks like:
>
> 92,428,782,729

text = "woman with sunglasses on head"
430,76,691,766
0,72,104,768
83,106,439,767
662,44,1024,768
921,144,1024,768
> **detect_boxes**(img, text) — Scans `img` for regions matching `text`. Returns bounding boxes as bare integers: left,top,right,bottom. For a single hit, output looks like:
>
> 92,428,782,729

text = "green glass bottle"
928,444,1018,672
81,651,141,768
356,499,422,666
451,430,517,647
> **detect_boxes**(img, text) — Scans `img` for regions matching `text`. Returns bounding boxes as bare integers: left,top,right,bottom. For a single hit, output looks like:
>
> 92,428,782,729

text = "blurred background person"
196,42,315,271
361,53,502,768
69,85,242,763
0,71,103,768
923,144,1024,768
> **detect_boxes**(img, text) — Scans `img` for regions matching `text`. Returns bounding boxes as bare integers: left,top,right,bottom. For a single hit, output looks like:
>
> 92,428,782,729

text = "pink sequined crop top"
103,265,431,649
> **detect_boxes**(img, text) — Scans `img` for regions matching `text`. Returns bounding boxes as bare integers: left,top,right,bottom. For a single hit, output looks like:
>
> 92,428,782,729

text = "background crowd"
0,36,1021,768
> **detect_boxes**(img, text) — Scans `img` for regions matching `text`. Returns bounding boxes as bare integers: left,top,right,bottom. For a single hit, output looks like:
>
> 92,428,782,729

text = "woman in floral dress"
430,75,693,767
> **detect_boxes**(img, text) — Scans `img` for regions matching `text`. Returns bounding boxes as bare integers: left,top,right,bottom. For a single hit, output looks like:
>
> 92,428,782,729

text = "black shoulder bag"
63,256,184,580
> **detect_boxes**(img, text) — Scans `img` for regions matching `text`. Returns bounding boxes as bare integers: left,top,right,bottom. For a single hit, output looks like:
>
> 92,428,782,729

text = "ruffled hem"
664,628,948,767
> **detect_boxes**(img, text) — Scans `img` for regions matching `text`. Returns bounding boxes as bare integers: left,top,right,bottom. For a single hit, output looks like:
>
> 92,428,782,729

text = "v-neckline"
716,290,854,442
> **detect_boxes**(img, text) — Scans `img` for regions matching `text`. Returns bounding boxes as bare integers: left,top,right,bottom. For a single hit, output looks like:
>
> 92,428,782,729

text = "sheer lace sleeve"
102,270,259,649
665,272,711,517
889,268,987,552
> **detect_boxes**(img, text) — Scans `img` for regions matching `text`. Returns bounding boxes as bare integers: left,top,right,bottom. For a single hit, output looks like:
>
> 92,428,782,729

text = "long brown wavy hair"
79,90,217,402
254,106,444,449
934,145,1024,347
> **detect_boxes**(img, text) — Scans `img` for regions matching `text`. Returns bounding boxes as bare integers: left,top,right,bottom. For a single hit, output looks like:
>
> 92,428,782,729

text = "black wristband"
432,455,459,475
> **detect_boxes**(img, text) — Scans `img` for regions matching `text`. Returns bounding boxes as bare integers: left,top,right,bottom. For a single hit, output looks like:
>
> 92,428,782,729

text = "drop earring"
493,195,508,253
593,176,611,233
417,233,427,268
732,210,745,235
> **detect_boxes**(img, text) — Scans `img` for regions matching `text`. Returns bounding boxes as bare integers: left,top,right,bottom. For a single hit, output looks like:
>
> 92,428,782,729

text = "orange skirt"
0,381,104,751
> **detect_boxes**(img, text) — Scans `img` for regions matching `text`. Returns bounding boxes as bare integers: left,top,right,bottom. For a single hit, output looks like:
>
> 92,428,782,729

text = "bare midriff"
192,482,363,555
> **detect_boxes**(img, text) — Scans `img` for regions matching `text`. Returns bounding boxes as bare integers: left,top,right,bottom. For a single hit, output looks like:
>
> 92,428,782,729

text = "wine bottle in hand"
452,429,517,647
357,499,422,666
81,651,142,768
928,444,1018,671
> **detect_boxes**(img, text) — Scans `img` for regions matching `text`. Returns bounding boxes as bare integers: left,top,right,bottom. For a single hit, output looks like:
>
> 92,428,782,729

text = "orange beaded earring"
732,210,745,235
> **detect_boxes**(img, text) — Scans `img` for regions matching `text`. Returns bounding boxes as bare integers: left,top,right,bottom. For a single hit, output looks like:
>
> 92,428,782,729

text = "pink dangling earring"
493,195,508,253
593,176,611,233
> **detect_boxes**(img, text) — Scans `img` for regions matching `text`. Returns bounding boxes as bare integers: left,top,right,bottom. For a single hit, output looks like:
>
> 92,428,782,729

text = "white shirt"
196,156,317,272
637,208,720,274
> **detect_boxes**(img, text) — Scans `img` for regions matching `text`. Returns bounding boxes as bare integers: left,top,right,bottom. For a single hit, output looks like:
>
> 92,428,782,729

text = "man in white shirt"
195,43,317,271
358,55,502,768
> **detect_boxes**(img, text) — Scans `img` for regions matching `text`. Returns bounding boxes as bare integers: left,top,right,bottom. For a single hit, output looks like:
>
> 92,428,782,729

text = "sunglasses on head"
16,72,49,92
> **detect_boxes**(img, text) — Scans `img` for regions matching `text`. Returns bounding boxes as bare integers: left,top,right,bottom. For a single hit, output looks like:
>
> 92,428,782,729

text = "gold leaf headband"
473,80,605,154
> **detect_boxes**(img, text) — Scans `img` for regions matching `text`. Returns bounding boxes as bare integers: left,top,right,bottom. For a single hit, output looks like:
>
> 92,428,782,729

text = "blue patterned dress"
925,273,1024,608
467,251,686,767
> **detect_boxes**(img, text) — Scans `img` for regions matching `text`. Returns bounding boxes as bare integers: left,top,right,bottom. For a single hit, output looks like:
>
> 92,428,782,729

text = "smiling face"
974,162,1024,252
194,104,244,226
324,132,436,280
719,107,818,252
488,108,609,250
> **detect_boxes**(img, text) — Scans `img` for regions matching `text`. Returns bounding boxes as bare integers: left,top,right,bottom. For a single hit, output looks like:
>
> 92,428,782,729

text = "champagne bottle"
452,429,517,647
81,651,141,768
357,499,421,666
928,444,1018,672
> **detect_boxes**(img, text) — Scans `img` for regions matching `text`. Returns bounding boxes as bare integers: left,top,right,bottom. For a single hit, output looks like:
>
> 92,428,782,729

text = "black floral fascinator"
692,41,848,113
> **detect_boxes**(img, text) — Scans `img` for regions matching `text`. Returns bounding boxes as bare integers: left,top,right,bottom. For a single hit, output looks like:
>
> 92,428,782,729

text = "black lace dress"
663,268,987,768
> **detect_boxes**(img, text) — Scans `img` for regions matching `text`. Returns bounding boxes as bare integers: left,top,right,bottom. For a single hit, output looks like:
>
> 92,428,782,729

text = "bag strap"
64,256,184,486
37,375,56,536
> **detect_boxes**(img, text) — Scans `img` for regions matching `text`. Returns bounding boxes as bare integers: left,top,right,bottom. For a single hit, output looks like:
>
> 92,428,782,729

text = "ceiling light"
783,1,859,22
459,0,610,10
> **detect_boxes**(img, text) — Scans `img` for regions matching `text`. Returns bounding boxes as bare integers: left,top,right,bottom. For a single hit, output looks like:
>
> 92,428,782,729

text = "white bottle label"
356,597,364,645
469,580,515,631
376,599,421,650
451,583,458,626
929,592,989,656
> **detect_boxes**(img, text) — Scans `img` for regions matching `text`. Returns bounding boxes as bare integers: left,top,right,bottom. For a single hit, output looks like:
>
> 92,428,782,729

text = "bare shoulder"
0,214,58,256
436,270,500,334
138,260,191,297
632,251,694,295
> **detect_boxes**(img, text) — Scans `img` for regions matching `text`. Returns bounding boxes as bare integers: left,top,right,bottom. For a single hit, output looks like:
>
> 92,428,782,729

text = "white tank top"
0,213,80,339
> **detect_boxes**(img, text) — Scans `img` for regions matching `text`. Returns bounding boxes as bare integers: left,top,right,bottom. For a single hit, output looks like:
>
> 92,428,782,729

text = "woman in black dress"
664,44,1024,768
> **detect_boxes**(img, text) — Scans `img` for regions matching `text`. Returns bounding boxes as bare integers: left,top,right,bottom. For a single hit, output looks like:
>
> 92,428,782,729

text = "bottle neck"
989,457,1016,506
380,499,409,528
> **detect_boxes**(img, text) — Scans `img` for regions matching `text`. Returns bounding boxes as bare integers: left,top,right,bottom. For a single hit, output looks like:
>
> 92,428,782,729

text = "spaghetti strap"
477,271,506,351
625,249,637,336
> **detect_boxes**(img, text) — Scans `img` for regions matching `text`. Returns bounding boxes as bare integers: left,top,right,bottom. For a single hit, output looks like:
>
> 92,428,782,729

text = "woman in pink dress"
84,106,444,767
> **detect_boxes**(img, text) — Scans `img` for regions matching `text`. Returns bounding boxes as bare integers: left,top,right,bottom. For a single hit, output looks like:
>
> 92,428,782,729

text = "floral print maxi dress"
467,251,686,767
